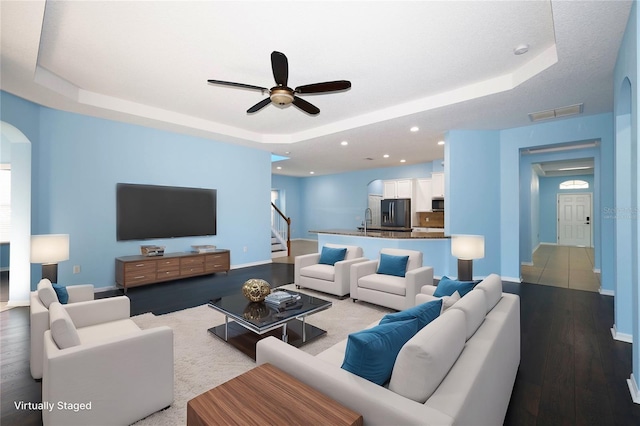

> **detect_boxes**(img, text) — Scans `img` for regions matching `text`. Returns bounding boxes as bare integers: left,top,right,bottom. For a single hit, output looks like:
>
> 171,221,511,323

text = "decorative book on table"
265,291,301,307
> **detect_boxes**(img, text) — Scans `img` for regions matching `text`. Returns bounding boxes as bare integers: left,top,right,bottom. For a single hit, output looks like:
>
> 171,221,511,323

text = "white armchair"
30,278,95,379
42,299,174,426
350,248,434,310
295,243,366,297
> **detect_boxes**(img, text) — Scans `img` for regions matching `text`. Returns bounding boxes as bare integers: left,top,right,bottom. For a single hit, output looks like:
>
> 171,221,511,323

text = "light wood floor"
521,244,601,292
271,239,318,264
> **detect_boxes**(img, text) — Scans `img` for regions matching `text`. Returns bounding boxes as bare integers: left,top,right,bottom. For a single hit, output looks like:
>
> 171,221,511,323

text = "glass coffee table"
207,289,332,359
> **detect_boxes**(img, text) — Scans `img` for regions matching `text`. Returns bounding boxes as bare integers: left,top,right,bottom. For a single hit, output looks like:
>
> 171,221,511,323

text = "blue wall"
2,91,273,290
295,162,435,239
613,0,639,388
539,174,595,244
446,130,502,278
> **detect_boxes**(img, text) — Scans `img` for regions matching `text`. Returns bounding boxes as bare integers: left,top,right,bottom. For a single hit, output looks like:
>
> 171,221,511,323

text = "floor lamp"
451,235,484,281
30,234,69,283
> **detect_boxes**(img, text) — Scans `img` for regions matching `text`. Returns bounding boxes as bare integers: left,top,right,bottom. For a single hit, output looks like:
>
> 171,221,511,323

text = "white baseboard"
593,268,601,274
628,374,640,404
0,267,9,272
502,276,522,283
520,261,534,266
94,285,118,293
611,325,633,343
7,299,29,307
292,238,317,242
599,288,614,296
233,260,272,269
540,242,557,246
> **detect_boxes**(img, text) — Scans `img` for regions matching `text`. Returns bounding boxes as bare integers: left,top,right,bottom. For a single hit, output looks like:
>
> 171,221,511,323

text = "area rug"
131,285,392,426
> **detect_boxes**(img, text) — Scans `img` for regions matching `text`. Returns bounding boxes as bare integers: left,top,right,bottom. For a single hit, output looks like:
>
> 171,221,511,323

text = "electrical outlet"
73,265,81,274
243,246,248,252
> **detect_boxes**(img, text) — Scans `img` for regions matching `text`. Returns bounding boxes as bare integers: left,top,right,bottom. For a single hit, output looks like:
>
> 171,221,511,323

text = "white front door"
557,193,592,246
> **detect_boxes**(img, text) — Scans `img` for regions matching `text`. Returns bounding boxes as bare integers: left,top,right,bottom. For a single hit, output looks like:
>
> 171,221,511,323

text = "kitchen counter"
310,229,447,239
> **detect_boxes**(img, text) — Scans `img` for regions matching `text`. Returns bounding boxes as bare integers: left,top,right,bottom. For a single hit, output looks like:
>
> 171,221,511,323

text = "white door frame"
557,192,593,247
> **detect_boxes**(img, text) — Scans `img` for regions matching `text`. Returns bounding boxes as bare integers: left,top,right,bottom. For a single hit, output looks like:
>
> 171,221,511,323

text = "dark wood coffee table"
207,289,332,359
187,363,363,426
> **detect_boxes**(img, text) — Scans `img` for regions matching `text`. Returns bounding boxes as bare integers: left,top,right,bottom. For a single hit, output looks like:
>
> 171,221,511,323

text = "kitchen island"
310,229,456,279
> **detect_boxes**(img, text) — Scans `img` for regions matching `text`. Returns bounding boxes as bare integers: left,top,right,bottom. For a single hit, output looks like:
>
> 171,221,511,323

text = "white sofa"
295,243,366,297
42,299,174,426
350,248,434,310
256,274,520,426
30,279,96,379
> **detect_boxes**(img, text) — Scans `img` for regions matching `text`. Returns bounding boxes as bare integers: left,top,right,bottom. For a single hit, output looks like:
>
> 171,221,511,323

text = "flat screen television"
116,183,217,241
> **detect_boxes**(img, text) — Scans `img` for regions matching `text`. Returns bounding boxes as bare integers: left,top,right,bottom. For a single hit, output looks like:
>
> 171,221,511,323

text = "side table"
187,363,363,426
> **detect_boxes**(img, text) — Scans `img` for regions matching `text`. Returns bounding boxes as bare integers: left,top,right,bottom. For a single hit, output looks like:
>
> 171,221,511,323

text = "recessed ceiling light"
437,140,445,145
383,154,390,158
309,171,315,175
514,44,529,55
285,151,290,155
410,126,419,132
276,166,282,170
341,141,348,146
400,159,406,163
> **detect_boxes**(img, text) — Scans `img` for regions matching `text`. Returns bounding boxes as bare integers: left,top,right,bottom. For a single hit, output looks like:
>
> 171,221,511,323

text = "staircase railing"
271,202,291,256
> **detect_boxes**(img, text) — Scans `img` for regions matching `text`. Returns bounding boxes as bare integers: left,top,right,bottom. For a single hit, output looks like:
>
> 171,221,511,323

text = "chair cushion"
318,246,347,266
377,254,409,277
379,298,442,329
380,248,422,271
52,283,69,304
433,276,479,297
37,279,58,308
357,273,406,296
475,274,502,313
49,302,81,349
300,264,335,281
449,289,487,340
389,309,466,403
341,318,419,385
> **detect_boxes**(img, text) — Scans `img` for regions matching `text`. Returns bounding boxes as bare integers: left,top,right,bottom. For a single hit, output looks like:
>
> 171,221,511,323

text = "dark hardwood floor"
1,264,639,425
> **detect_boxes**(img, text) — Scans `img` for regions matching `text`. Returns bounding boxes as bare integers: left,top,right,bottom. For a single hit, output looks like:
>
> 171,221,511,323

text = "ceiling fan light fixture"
270,88,294,105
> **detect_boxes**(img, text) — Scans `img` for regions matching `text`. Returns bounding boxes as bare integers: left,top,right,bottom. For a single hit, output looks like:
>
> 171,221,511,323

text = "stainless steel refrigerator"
381,198,411,227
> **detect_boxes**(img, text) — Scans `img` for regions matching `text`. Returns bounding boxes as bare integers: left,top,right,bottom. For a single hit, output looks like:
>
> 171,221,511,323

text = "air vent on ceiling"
528,103,583,122
364,157,374,161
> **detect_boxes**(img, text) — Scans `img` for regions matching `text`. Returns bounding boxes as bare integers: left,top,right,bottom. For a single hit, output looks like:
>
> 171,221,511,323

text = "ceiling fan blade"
207,80,267,92
295,80,351,94
293,96,320,115
247,98,272,114
271,51,288,86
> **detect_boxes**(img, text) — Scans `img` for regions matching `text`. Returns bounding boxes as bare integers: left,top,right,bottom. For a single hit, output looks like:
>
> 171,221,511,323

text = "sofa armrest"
43,326,173,426
294,253,321,284
404,266,434,309
30,291,50,379
350,260,378,299
420,284,438,296
63,296,131,328
334,257,368,286
256,337,453,426
66,284,95,303
415,292,440,306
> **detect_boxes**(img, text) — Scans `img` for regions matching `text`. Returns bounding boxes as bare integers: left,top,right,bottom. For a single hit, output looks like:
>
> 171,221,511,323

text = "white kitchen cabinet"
431,172,445,198
415,178,432,212
383,179,413,199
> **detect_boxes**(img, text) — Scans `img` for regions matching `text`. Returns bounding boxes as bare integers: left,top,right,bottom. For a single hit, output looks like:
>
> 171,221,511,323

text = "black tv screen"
116,183,217,241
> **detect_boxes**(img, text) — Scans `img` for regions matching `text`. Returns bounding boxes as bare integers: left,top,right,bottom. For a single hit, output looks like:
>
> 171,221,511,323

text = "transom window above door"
559,179,589,190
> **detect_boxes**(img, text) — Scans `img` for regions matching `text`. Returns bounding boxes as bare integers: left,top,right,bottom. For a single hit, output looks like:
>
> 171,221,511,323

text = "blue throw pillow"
376,253,410,277
52,283,69,304
341,318,419,385
379,298,442,329
318,246,348,266
433,276,479,298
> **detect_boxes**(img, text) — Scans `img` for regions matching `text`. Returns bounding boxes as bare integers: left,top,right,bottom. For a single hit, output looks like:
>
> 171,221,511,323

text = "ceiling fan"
207,51,351,115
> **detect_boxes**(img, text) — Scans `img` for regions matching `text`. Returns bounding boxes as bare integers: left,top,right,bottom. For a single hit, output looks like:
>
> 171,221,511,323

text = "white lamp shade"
30,234,70,264
451,235,485,260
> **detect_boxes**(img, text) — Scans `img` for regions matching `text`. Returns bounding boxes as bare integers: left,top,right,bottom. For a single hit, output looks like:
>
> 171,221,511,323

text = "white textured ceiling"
0,1,632,176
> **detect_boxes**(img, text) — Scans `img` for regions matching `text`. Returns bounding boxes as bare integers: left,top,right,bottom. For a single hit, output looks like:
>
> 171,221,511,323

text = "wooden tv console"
115,249,230,293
